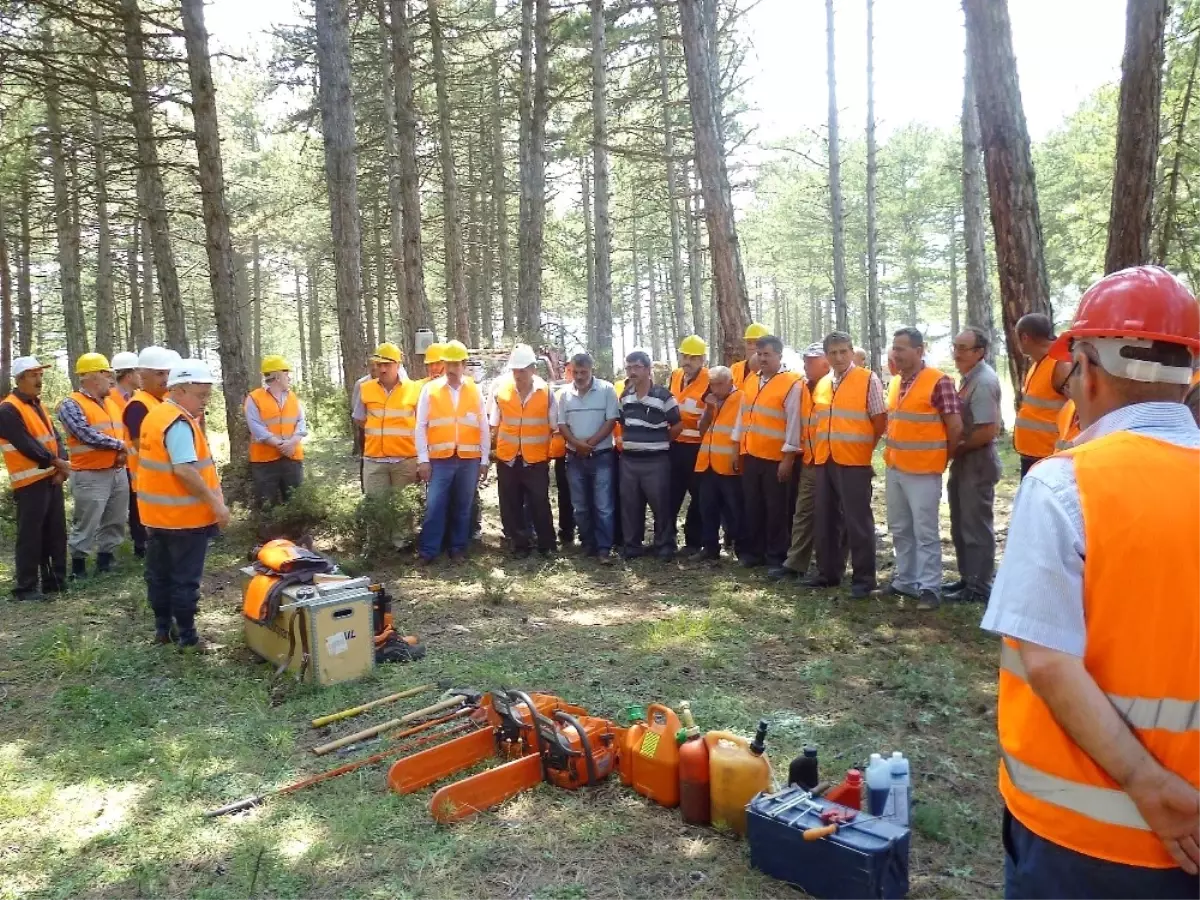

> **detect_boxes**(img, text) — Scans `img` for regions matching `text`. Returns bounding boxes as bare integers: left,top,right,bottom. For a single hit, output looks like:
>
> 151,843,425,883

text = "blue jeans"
419,456,479,559
565,450,615,554
145,525,216,643
1003,809,1199,899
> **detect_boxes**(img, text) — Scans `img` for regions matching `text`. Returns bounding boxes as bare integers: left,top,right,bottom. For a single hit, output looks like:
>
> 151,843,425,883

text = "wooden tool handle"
312,696,466,756
803,824,838,841
311,682,435,728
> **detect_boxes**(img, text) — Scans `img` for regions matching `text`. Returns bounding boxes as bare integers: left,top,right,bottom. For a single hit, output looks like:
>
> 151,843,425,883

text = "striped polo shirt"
619,383,681,454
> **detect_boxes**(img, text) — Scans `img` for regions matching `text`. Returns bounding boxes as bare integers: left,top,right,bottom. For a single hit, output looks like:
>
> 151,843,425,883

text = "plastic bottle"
623,703,682,807
884,751,911,826
865,752,891,815
824,768,863,810
677,705,711,826
788,745,819,790
705,721,772,837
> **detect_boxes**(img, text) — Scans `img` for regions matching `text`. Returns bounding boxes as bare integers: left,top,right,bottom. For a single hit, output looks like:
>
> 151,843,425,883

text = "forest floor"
0,437,1021,899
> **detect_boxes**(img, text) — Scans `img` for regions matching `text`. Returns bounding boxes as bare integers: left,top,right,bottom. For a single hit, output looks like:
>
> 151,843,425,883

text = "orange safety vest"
800,380,817,465
247,387,305,463
1055,399,1080,452
741,371,800,462
811,367,877,466
426,378,482,460
361,378,420,459
998,432,1199,868
136,401,220,530
695,390,742,476
731,359,757,391
0,393,60,490
613,378,625,451
670,367,711,444
884,367,949,475
109,387,130,416
127,390,163,490
1015,356,1066,459
61,391,127,471
494,379,552,465
549,388,567,459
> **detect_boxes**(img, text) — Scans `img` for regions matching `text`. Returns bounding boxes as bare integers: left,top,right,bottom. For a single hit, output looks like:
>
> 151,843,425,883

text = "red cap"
846,768,862,784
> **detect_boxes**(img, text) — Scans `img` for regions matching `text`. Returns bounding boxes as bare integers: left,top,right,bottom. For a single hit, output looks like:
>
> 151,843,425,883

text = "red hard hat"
1050,265,1200,361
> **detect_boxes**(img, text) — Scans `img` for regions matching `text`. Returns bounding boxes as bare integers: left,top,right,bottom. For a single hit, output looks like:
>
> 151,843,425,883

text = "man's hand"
52,458,70,474
418,462,432,483
703,391,718,407
732,456,741,475
116,450,128,468
776,456,794,483
478,462,490,486
51,471,66,485
1125,764,1200,873
574,441,593,457
213,500,231,530
280,438,299,459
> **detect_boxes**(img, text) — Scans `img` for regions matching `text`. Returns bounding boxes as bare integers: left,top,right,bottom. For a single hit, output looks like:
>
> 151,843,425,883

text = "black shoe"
946,587,988,604
767,566,799,581
70,556,88,579
850,583,878,599
511,548,532,559
887,584,918,599
800,575,839,588
656,548,676,561
96,552,115,574
622,547,644,560
941,579,965,594
916,589,941,610
688,549,717,563
738,555,764,568
538,549,553,559
134,545,146,559
11,591,46,602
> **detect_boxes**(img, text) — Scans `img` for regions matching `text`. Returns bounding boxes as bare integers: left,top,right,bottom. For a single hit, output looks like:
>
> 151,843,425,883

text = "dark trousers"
948,449,1000,590
1003,809,1199,899
497,460,555,552
815,461,877,588
611,453,623,548
553,457,575,542
1019,454,1040,478
12,477,67,598
698,469,741,557
251,458,304,509
668,442,703,549
620,452,673,557
740,455,792,566
145,525,214,643
128,478,146,554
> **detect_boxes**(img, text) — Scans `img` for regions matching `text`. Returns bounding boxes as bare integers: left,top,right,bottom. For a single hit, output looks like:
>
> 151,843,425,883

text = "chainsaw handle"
554,710,598,787
203,795,264,818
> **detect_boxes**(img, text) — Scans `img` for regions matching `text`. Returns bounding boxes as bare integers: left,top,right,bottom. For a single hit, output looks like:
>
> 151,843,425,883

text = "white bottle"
885,751,910,826
865,752,891,816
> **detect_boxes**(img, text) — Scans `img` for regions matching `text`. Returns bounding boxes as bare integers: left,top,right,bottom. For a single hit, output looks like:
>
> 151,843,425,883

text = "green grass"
0,438,1021,899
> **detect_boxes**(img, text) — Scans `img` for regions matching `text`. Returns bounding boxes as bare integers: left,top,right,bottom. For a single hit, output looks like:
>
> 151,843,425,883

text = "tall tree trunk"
307,261,324,380
236,252,252,367
362,215,375,348
0,203,11,396
962,49,996,365
591,0,615,371
656,2,692,340
377,0,408,356
631,213,643,349
1105,0,1168,273
372,195,387,343
140,216,155,347
517,0,550,342
466,139,482,347
678,0,750,364
648,254,661,363
479,111,495,347
16,172,32,356
92,90,115,359
491,2,514,340
582,162,597,352
865,0,882,376
121,0,188,354
295,266,308,380
180,0,250,471
43,28,88,380
948,211,960,339
963,0,1052,399
314,0,368,393
825,0,848,332
427,0,471,343
251,232,262,366
686,162,705,336
128,224,143,350
1156,28,1200,264
391,0,432,345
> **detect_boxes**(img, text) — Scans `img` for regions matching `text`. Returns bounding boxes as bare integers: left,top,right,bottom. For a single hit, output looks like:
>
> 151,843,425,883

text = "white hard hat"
508,344,537,370
138,346,182,370
11,356,47,379
167,359,215,387
111,351,140,370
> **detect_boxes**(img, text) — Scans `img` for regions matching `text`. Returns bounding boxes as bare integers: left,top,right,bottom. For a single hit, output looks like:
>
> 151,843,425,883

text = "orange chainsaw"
428,690,619,824
386,690,587,795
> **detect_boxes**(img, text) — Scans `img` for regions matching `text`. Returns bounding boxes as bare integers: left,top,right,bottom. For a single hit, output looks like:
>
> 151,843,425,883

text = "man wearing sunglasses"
982,266,1199,898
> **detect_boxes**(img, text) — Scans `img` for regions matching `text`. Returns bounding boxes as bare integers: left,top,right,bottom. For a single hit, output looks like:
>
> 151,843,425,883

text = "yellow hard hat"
744,322,770,340
678,335,708,357
440,340,469,362
424,342,445,364
75,352,113,375
261,354,291,375
371,342,403,364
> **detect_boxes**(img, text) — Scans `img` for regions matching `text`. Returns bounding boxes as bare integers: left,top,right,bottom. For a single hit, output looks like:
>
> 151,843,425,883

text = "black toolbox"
746,788,911,899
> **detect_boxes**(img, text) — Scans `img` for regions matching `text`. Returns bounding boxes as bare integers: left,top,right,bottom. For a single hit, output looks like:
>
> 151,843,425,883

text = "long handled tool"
311,682,437,728
312,691,479,756
204,709,477,818
803,811,887,841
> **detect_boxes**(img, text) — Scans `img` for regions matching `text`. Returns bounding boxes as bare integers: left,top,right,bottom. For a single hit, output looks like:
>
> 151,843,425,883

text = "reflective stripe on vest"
741,372,799,462
884,368,949,474
494,379,552,464
135,401,220,529
362,378,421,459
1055,399,1080,452
426,378,483,460
997,432,1199,868
612,378,625,450
670,367,710,444
0,394,60,489
61,391,126,471
799,381,817,465
126,390,163,491
811,367,876,466
248,387,305,463
695,391,742,476
1014,356,1066,458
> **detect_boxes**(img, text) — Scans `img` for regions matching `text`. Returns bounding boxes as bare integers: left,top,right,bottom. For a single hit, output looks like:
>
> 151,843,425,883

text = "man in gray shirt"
946,326,1003,602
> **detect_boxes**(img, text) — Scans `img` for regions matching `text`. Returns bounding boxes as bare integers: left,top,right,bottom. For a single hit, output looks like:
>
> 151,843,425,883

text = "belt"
567,447,613,458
